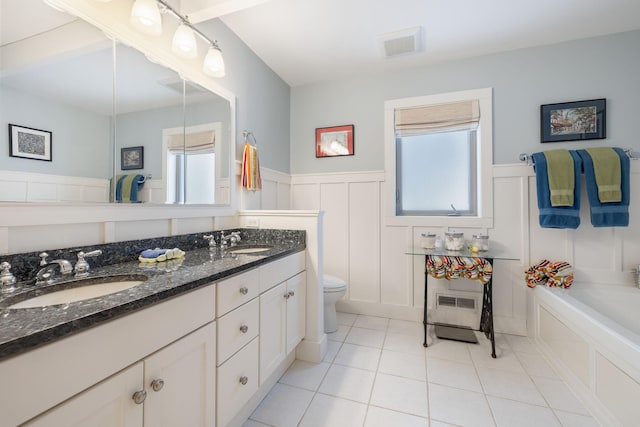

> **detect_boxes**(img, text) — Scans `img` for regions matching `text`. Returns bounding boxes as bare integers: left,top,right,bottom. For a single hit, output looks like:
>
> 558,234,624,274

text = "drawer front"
217,338,259,427
217,298,259,365
217,268,260,316
260,251,305,293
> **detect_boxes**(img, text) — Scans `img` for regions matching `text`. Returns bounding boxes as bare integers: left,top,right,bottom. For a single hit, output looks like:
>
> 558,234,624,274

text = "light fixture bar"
156,0,221,51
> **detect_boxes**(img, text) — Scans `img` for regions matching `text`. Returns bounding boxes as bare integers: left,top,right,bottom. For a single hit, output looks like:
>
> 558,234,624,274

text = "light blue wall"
0,86,111,178
199,19,292,173
290,30,640,173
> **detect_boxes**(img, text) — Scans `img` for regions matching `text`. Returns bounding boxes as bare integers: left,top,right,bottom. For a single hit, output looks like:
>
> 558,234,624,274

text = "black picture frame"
121,146,144,170
8,124,52,161
540,98,606,143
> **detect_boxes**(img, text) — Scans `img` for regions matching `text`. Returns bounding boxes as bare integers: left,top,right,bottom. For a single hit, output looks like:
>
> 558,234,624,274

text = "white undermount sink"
5,275,147,309
226,246,273,254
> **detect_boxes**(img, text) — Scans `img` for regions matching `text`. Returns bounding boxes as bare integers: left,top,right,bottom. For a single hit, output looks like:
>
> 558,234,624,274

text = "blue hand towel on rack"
114,174,145,203
532,151,581,229
577,147,629,227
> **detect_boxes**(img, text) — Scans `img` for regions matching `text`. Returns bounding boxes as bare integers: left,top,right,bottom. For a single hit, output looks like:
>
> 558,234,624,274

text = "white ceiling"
212,0,640,86
3,0,640,90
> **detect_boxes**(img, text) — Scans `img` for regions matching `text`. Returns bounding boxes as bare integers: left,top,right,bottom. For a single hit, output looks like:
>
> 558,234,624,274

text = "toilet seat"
323,275,347,292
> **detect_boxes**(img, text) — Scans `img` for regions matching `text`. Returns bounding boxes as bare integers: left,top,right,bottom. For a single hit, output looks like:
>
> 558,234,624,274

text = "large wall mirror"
0,0,233,206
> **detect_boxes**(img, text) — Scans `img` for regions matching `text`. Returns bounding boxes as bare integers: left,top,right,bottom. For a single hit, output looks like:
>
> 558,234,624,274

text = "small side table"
407,248,517,359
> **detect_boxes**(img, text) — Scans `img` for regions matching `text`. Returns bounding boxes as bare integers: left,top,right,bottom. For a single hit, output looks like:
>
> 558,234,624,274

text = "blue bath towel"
577,147,629,227
113,174,144,203
532,151,581,229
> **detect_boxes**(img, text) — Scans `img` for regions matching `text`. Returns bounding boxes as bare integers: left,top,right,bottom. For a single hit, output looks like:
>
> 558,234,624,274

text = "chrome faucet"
220,231,242,247
36,252,73,285
74,250,103,278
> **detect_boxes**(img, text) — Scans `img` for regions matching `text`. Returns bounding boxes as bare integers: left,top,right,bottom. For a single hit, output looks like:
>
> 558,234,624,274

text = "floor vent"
437,294,476,310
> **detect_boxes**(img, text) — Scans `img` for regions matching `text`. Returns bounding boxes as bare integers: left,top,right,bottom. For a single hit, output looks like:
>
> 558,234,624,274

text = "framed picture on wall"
121,146,144,170
315,124,354,157
541,98,606,143
8,124,52,161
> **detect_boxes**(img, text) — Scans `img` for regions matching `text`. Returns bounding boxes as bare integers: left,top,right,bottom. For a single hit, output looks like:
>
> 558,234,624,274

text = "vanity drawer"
260,251,305,293
217,337,258,427
217,298,259,365
217,268,260,316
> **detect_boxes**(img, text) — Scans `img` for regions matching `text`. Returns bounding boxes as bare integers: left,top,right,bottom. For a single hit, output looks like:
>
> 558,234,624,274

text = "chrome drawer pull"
151,378,165,392
132,390,147,404
239,286,249,295
240,324,248,333
239,376,248,385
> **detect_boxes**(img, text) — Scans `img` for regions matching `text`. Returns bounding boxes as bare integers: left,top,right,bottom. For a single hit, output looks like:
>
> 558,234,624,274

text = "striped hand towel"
241,143,262,190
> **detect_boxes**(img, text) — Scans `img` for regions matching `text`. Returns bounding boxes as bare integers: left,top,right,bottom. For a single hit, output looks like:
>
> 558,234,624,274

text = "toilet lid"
324,274,347,290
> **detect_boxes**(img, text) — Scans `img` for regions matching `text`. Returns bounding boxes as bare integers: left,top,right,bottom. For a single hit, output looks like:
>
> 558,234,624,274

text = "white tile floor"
245,313,600,427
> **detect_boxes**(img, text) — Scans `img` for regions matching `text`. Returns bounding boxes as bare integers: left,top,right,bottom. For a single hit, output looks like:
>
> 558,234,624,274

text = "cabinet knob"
283,293,290,299
151,378,165,392
288,291,295,297
239,324,249,333
239,376,248,385
132,390,147,404
239,286,249,295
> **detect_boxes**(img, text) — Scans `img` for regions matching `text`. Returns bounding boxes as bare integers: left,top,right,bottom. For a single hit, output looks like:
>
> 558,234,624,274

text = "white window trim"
383,87,494,228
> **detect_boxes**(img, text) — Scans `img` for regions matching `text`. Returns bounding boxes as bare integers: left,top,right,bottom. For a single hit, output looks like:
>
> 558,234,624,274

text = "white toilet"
323,275,347,333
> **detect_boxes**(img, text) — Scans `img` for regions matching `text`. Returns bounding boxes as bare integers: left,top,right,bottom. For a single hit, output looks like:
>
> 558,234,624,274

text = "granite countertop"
0,242,305,361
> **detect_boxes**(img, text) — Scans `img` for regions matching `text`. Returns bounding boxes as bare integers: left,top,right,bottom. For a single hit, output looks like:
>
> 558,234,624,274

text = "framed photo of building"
541,99,606,143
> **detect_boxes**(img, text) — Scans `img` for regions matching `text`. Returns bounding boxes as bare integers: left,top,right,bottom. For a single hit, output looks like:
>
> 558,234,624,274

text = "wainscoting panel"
320,183,349,284
348,181,380,303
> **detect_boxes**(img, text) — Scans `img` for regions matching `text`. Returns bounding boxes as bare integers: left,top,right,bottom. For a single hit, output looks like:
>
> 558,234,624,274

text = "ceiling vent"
378,26,422,59
158,77,206,95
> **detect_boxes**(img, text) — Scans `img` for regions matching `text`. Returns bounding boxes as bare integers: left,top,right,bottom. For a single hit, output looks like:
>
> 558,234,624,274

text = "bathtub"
532,283,640,427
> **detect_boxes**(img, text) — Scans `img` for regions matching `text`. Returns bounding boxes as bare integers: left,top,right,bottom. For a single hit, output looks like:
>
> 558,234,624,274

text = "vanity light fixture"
130,0,162,36
127,0,226,77
172,24,198,59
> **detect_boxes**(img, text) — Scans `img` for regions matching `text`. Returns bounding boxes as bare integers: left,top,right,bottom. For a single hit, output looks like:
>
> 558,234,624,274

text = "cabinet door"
286,272,306,354
25,363,143,427
259,282,287,385
143,322,216,427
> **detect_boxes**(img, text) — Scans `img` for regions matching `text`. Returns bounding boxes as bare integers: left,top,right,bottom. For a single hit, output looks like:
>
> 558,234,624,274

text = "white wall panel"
320,183,349,281
291,184,319,210
348,182,380,303
380,223,411,307
528,177,571,264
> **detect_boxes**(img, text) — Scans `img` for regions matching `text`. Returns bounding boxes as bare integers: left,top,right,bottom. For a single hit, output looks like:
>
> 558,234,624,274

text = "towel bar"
519,148,639,165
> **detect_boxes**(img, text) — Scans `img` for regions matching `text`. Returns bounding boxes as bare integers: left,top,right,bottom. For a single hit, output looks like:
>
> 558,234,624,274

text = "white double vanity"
0,250,306,426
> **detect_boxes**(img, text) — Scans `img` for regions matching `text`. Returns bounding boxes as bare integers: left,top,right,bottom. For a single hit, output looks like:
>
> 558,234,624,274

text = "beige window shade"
395,99,480,136
168,130,215,153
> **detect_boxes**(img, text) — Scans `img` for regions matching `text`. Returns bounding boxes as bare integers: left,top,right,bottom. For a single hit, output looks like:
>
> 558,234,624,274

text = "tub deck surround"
534,283,640,426
0,230,305,361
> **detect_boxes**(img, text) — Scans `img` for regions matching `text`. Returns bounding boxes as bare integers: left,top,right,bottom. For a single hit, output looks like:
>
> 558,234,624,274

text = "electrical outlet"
246,218,260,229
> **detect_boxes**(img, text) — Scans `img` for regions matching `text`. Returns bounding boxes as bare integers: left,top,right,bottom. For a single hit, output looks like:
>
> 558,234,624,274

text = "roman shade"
395,99,480,136
168,130,215,153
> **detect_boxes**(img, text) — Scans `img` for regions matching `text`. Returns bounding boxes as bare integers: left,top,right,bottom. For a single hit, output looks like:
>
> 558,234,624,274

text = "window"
384,88,493,227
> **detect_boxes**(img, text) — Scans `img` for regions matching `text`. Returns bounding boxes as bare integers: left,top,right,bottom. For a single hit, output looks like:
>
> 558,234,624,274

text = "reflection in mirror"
0,0,234,206
0,15,114,203
114,43,232,205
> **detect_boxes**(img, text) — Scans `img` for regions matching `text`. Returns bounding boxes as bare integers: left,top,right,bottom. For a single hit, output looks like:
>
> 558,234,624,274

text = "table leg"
423,255,429,347
479,258,496,358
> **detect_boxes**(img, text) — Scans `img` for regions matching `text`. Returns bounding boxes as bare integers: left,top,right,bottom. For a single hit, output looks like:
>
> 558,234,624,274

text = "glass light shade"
203,47,225,77
130,0,162,36
172,24,198,59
